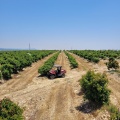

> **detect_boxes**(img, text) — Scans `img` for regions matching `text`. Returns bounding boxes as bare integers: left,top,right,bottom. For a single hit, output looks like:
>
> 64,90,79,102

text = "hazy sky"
0,0,120,50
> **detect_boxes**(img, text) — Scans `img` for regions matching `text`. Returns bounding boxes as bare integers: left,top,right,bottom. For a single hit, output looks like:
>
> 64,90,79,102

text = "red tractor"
47,65,66,79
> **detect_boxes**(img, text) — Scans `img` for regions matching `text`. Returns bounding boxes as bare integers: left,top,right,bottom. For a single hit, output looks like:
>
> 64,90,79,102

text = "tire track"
68,52,92,71
70,52,120,108
34,82,77,120
0,53,55,95
55,51,71,72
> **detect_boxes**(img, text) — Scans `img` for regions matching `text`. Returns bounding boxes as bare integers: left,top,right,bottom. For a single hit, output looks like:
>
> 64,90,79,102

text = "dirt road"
0,53,55,95
0,51,119,120
71,53,120,108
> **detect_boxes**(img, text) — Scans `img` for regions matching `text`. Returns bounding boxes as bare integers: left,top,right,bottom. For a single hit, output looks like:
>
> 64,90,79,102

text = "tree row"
38,52,60,75
0,50,56,79
70,50,120,63
64,51,78,68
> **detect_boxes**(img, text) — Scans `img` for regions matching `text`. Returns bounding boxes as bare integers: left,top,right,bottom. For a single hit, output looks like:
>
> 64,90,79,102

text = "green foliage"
6,58,20,74
92,57,99,63
107,104,120,120
64,51,78,68
80,71,111,105
0,98,24,120
2,70,11,80
70,50,120,63
1,64,13,79
0,50,56,80
106,57,119,70
38,52,59,75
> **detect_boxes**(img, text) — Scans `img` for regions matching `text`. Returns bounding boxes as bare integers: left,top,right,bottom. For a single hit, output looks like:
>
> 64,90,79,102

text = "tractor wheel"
62,73,65,78
50,75,55,79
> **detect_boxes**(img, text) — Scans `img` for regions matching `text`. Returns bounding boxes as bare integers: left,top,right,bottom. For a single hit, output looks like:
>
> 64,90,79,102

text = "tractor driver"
57,67,61,74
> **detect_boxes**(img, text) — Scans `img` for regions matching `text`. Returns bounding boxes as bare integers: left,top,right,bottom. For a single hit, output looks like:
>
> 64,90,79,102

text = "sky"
0,0,120,50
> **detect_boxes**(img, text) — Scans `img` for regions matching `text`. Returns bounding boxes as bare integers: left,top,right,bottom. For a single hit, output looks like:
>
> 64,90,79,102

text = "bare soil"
0,51,120,120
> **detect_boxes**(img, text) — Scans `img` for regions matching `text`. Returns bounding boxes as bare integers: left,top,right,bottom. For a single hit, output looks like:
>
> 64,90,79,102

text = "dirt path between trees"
71,53,120,108
0,53,55,95
0,51,119,120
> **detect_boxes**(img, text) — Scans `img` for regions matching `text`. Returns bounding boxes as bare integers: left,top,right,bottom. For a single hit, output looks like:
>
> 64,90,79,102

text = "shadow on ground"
76,101,101,113
77,90,84,96
37,74,45,77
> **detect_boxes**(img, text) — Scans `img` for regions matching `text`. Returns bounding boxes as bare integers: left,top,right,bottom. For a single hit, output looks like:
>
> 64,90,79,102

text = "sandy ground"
0,51,120,120
71,53,120,108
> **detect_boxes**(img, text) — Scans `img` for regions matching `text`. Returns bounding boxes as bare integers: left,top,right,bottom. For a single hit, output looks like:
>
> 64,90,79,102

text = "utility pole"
29,43,31,50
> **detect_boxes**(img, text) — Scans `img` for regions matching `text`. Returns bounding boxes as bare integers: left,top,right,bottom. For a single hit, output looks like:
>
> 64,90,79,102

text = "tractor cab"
48,65,66,79
54,65,62,74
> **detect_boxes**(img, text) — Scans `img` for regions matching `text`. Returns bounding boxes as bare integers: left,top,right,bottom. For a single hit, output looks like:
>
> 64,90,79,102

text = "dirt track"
0,53,55,95
0,51,120,120
71,53,120,108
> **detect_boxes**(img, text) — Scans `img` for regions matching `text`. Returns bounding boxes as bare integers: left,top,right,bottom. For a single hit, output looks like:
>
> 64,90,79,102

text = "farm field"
0,51,120,120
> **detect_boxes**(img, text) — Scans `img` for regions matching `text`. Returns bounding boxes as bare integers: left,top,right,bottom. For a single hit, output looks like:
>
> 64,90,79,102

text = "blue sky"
0,0,120,50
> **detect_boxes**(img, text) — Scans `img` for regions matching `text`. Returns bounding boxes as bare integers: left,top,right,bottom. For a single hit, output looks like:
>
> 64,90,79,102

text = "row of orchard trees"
70,50,120,63
38,52,60,75
64,51,78,68
0,50,56,80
